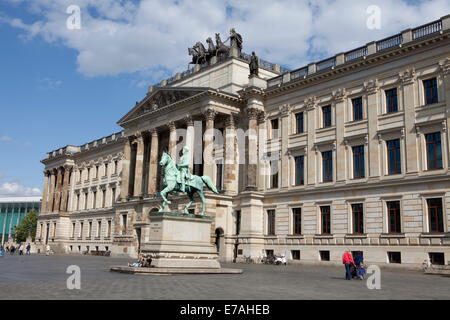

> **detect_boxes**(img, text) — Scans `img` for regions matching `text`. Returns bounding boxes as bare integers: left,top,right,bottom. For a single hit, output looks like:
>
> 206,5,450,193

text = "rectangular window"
321,206,331,235
322,151,333,182
320,250,330,261
267,210,276,235
322,105,332,128
385,88,398,113
387,201,401,234
95,165,99,178
352,204,364,234
71,223,75,238
387,139,401,175
426,132,443,170
352,97,363,121
76,194,80,211
423,78,438,105
79,222,83,238
235,211,241,236
429,252,445,265
88,221,92,238
112,188,116,205
352,146,365,179
102,189,106,208
292,250,301,260
295,156,304,186
270,160,279,189
292,208,302,235
107,220,112,238
427,198,444,233
388,252,401,264
53,222,57,237
114,161,118,174
295,112,304,134
84,193,88,210
93,191,97,209
122,214,127,235
97,220,101,238
271,119,279,140
216,163,223,191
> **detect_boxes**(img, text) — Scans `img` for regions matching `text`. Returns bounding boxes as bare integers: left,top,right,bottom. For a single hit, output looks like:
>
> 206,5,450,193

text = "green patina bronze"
158,146,219,215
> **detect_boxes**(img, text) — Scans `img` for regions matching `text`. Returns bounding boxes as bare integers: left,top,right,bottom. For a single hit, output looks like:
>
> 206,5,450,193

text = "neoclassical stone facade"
37,16,450,268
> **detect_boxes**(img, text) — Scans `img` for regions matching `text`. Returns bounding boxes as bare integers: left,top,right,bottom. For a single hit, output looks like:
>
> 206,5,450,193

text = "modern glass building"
0,197,41,244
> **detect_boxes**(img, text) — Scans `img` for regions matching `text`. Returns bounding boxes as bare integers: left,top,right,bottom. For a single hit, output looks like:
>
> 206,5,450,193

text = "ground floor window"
429,252,445,265
320,206,331,235
388,251,401,264
320,250,330,261
267,210,276,235
387,201,401,234
292,250,301,260
292,208,302,235
352,203,364,234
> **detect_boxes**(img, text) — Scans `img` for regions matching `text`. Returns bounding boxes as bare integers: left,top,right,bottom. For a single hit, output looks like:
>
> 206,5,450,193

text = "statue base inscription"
141,212,221,269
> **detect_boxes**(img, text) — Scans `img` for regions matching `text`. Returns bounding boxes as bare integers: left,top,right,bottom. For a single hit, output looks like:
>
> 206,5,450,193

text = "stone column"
41,171,49,213
224,114,237,194
185,115,195,172
133,132,145,198
53,167,63,212
60,166,72,212
365,80,381,178
203,108,217,180
440,59,450,167
120,138,132,201
305,97,318,186
148,129,159,196
399,70,419,174
333,89,347,182
246,108,259,190
257,113,267,191
280,105,292,189
167,121,177,161
47,170,56,212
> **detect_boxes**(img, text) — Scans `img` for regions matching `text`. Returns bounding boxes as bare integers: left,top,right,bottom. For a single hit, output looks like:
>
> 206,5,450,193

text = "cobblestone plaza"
0,255,448,300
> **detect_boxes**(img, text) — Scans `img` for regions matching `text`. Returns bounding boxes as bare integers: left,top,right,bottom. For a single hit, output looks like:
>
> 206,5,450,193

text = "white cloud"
1,0,449,81
1,136,12,142
37,77,63,89
0,181,41,197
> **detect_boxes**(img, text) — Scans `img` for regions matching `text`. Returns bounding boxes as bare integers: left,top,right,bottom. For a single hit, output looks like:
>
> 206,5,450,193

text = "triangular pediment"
117,87,209,126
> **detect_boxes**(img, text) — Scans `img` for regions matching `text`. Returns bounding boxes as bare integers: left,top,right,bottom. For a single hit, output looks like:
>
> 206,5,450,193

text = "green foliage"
14,209,38,243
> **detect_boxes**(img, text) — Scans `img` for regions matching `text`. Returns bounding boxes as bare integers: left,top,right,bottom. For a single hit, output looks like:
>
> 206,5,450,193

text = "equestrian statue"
158,146,219,215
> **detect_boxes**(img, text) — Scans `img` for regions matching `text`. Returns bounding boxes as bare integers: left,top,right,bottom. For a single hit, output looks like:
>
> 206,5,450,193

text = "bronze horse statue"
215,33,230,57
158,151,219,215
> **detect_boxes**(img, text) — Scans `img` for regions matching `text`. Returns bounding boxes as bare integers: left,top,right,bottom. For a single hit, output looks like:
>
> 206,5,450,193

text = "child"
357,262,366,280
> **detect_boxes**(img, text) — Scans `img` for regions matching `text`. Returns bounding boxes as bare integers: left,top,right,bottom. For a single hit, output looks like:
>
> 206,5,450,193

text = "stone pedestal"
141,212,221,269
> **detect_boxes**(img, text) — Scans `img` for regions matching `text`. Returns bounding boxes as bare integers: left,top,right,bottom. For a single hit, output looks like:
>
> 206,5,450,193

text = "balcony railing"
317,58,336,71
267,76,283,88
345,46,368,62
290,67,308,80
376,34,403,51
413,20,442,40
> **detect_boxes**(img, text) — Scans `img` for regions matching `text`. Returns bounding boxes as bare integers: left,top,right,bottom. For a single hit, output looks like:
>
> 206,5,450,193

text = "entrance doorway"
214,228,224,259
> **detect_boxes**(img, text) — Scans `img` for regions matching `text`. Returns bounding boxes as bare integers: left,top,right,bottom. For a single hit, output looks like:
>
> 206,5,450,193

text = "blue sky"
0,0,449,196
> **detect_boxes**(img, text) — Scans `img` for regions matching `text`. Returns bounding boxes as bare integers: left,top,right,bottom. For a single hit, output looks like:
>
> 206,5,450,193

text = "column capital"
304,96,318,110
257,111,267,125
202,108,217,121
44,170,50,177
150,128,159,137
184,114,194,126
166,121,176,131
363,79,379,94
399,69,416,85
279,104,292,117
332,88,348,102
246,107,260,120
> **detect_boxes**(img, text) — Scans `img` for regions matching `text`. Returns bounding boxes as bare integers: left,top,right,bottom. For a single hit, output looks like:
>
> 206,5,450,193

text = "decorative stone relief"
363,79,379,93
399,68,416,85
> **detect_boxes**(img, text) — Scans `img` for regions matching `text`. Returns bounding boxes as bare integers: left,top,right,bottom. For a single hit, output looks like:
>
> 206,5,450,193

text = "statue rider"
226,28,243,53
178,146,192,193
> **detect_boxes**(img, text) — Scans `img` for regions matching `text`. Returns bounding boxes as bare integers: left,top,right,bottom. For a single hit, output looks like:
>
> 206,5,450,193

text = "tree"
14,209,38,243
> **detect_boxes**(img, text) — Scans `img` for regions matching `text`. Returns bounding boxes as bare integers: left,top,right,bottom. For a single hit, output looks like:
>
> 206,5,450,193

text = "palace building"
37,16,450,268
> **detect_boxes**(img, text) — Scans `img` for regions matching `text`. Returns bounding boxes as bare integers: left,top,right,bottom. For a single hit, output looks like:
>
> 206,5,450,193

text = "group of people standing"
0,243,31,256
342,249,366,280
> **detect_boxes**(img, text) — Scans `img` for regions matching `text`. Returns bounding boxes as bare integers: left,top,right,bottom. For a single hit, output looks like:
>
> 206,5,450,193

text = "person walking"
46,244,51,256
342,249,355,280
19,244,24,255
26,243,31,255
